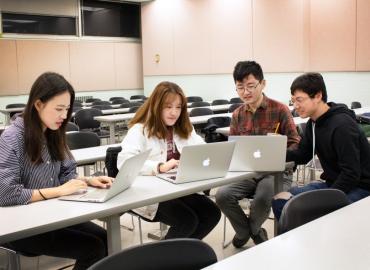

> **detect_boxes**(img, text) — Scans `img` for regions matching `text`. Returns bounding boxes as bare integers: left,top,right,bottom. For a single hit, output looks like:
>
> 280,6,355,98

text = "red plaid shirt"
230,94,300,149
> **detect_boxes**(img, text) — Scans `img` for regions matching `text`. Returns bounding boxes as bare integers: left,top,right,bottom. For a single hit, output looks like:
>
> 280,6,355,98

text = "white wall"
144,72,370,107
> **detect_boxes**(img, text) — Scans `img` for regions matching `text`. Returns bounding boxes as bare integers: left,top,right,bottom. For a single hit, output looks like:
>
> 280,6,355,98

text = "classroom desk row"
203,195,370,270
0,171,288,255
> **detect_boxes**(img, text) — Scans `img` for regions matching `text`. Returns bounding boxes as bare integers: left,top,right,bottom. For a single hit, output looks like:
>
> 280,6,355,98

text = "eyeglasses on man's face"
291,96,311,105
236,82,260,93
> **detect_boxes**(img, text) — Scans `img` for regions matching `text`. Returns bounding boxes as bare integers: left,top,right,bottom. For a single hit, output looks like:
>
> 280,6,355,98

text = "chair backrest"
109,97,126,101
105,146,123,177
74,108,103,130
92,104,113,110
66,131,101,150
112,99,129,105
128,106,140,113
129,101,144,107
296,122,306,138
66,122,79,132
189,108,214,117
88,238,217,270
85,98,101,103
202,116,231,143
351,101,362,109
278,189,350,234
130,95,146,100
120,103,132,108
92,100,111,106
228,103,243,112
5,103,26,109
186,96,203,102
206,116,231,128
189,101,210,108
229,97,242,104
211,99,229,105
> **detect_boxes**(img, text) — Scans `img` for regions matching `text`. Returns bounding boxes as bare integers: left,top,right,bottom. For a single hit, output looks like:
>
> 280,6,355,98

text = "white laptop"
59,149,151,203
228,135,287,172
157,141,235,184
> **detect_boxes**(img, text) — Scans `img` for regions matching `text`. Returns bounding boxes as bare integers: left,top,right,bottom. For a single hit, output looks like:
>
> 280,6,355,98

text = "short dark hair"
290,72,327,102
233,61,264,82
23,72,75,163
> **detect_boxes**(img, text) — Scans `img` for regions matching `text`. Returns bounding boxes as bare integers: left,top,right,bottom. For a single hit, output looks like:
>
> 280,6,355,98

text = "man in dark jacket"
272,72,370,220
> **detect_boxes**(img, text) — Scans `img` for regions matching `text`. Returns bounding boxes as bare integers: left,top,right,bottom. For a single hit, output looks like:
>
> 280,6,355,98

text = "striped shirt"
0,117,77,206
230,94,300,149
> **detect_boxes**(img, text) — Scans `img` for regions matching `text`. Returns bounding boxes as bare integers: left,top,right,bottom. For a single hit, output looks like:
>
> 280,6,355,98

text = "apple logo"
253,150,262,159
202,158,210,167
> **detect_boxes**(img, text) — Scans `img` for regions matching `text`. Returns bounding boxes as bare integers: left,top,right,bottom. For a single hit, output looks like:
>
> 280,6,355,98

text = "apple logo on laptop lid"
202,158,210,167
253,149,262,159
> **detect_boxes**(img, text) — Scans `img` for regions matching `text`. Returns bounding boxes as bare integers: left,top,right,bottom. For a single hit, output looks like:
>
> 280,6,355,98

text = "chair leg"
5,250,21,270
138,217,143,244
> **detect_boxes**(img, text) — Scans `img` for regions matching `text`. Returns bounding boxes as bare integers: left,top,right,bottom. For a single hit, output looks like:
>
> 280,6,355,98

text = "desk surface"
203,196,370,270
0,172,257,253
71,143,120,165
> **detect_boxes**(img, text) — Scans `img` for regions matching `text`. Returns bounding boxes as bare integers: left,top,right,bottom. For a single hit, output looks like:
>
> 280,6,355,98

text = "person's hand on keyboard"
86,176,114,189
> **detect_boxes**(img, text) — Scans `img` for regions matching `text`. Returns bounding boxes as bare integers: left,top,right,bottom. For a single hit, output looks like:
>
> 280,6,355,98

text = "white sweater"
117,123,205,219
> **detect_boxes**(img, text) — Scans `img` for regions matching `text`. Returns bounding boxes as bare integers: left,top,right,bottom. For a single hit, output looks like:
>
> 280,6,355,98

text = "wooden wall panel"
17,40,70,94
356,0,370,70
69,41,115,91
0,40,19,95
172,0,211,74
141,0,174,76
309,0,356,71
209,0,253,73
253,0,305,72
114,42,143,89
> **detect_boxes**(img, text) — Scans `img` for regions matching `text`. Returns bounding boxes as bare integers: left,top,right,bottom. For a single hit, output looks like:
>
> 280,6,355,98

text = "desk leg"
4,113,10,125
108,123,116,144
105,214,122,255
273,172,284,236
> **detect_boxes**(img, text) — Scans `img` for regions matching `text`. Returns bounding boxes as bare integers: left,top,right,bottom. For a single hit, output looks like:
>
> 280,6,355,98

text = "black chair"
130,101,144,107
91,104,113,110
202,116,231,143
109,97,126,102
66,131,100,150
278,189,350,235
85,98,101,103
73,100,82,106
228,103,243,112
87,238,217,270
189,101,211,108
186,96,203,102
119,103,132,108
351,101,362,109
6,103,26,118
66,122,79,132
229,97,242,104
130,95,146,100
92,101,111,106
111,99,129,105
74,108,109,139
0,244,40,270
211,99,229,105
72,106,83,113
189,108,213,117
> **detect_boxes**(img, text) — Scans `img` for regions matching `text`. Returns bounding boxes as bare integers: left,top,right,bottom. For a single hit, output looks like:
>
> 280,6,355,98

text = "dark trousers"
153,193,221,239
7,222,107,270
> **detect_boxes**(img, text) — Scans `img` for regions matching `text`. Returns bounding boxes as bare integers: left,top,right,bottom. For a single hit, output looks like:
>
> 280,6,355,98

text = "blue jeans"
272,181,370,220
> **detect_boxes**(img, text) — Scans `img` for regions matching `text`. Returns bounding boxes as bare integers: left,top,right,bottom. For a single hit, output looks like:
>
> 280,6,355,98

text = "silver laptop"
228,135,287,172
59,149,151,203
157,141,235,184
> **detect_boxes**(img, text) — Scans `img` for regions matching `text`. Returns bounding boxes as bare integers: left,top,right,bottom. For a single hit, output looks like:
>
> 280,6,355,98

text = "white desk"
353,106,370,115
203,196,370,270
0,172,263,255
188,104,230,112
216,117,309,136
71,143,121,176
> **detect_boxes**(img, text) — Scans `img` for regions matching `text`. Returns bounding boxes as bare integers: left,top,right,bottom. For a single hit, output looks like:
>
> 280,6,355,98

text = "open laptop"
157,141,235,184
59,149,151,203
228,135,287,172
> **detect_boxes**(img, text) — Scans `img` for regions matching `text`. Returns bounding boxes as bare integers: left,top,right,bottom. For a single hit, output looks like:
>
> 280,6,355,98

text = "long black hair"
23,72,75,163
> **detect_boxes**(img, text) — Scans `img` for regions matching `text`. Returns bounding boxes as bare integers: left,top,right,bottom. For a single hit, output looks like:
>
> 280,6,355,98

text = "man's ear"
34,99,44,112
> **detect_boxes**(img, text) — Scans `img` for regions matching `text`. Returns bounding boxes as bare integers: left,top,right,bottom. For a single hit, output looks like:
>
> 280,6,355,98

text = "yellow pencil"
274,122,280,134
